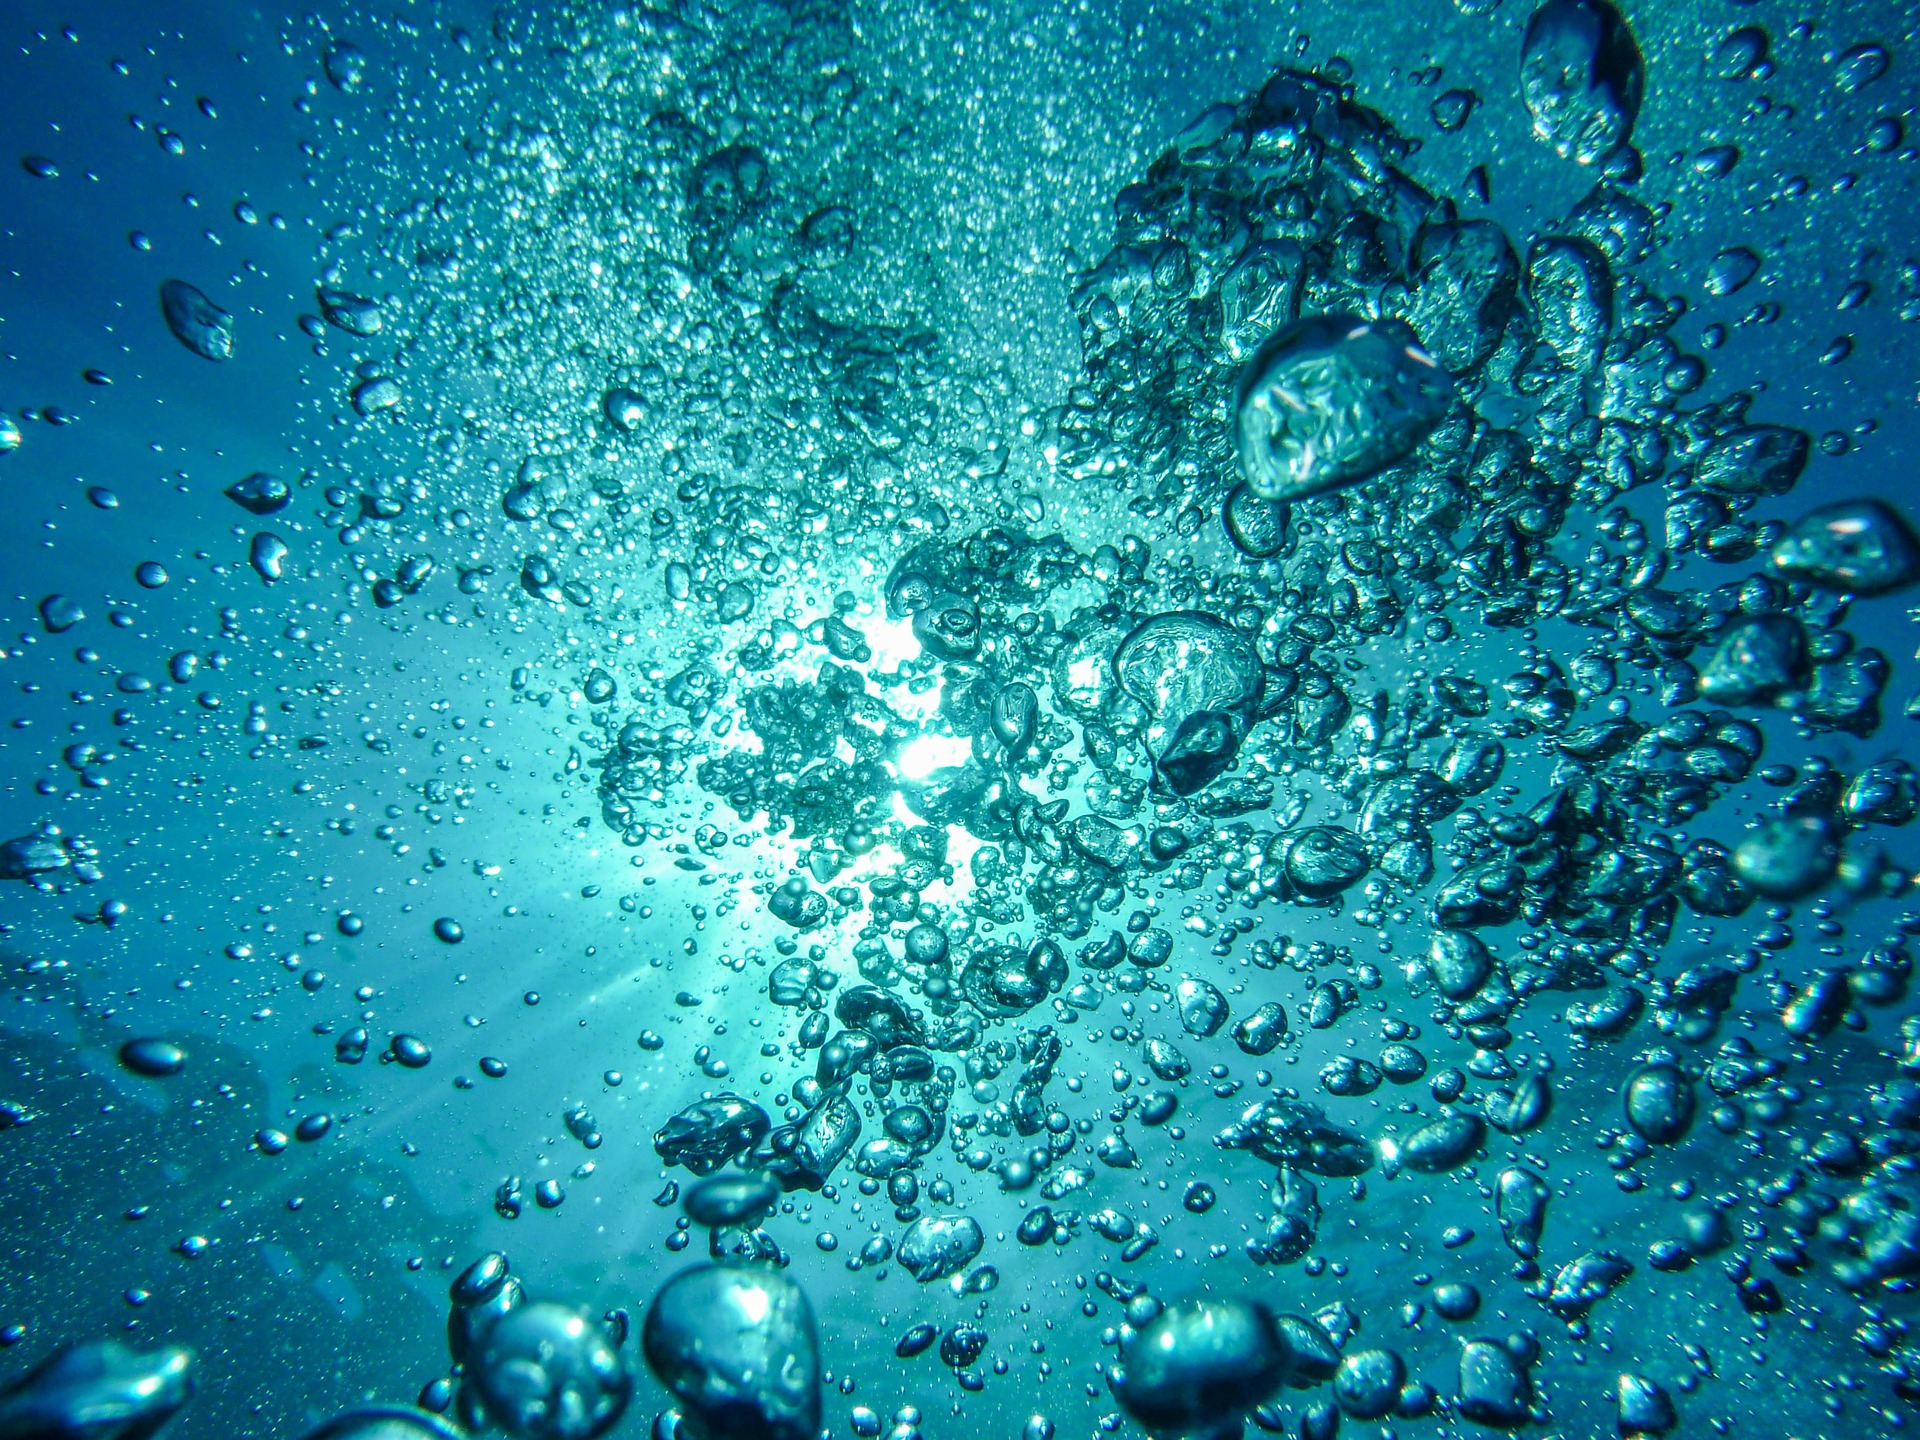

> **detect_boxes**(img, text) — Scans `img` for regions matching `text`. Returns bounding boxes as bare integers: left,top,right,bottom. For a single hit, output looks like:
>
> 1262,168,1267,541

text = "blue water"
2,2,1919,1438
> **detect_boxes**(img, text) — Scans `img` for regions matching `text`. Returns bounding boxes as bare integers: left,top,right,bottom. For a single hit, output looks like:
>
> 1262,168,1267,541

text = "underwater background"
2,0,1920,1437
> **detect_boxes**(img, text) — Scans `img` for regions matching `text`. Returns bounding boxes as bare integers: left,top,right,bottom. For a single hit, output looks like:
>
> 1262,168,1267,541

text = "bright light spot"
865,612,922,668
1064,654,1106,697
737,1284,770,1325
897,731,973,781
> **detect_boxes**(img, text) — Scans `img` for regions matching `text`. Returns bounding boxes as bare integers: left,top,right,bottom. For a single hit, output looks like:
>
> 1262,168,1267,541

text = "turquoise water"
1,2,1918,1438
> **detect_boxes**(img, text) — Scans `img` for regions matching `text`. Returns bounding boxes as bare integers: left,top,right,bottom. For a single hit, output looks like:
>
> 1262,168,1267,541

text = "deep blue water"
2,2,1920,1439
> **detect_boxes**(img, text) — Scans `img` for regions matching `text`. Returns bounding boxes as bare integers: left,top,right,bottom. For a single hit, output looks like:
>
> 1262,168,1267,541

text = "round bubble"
469,1302,631,1440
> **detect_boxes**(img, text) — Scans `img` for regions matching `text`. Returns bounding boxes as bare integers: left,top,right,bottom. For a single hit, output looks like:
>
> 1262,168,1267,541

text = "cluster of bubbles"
571,6,1920,1436
586,4,1920,1436
9,0,1920,1435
